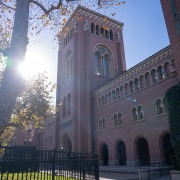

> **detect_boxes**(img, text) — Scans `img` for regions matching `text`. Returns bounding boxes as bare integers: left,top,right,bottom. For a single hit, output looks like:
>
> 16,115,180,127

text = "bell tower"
56,6,126,152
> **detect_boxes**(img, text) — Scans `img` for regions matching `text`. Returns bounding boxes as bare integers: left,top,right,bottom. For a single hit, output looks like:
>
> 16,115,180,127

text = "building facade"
11,0,180,166
56,0,180,166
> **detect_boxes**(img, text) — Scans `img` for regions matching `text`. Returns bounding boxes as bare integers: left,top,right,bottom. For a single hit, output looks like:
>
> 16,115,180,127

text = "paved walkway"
99,166,171,180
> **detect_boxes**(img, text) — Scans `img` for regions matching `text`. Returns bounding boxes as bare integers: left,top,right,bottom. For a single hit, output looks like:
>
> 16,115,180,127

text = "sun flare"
19,51,50,79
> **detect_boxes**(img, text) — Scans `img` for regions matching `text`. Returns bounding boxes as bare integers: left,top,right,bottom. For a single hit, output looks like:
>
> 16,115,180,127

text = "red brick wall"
161,0,180,80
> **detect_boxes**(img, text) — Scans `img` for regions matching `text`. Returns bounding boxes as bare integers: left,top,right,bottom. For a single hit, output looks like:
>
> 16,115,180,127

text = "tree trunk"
0,0,30,133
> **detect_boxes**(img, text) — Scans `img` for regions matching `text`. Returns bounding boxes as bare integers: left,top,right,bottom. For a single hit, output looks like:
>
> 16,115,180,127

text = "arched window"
113,114,118,126
94,45,114,77
118,113,123,125
63,97,66,117
67,94,71,115
125,83,129,96
156,99,164,115
129,81,134,94
116,88,120,99
164,62,171,77
157,66,165,80
91,23,95,33
137,105,143,120
134,78,139,91
110,30,113,40
96,25,99,35
151,69,158,83
112,90,116,101
132,108,137,121
145,72,151,86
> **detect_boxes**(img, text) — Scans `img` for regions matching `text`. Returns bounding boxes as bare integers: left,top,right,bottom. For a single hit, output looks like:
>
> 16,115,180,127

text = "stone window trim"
132,105,145,122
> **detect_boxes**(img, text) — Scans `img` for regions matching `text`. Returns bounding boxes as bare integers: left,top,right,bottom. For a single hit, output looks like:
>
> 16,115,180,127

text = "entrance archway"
162,133,174,164
62,134,72,152
136,138,150,165
101,143,109,165
116,141,127,165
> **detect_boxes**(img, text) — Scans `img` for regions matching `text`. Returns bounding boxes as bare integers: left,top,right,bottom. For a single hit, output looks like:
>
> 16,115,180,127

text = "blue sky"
24,0,170,100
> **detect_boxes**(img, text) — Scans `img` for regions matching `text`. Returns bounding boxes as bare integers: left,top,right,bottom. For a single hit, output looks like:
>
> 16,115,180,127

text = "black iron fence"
0,146,99,180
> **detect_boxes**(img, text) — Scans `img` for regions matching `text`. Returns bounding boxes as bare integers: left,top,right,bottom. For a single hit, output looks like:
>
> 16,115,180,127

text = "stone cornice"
63,5,123,31
93,45,172,96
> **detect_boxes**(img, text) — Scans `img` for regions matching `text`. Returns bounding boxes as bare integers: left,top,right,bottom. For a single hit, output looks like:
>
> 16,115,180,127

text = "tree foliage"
165,83,180,169
11,72,57,129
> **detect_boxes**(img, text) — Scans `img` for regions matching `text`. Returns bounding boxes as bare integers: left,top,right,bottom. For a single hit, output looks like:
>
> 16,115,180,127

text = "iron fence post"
52,149,56,180
95,154,99,180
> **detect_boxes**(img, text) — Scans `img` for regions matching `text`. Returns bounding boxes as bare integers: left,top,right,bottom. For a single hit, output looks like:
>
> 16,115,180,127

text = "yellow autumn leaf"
63,18,66,23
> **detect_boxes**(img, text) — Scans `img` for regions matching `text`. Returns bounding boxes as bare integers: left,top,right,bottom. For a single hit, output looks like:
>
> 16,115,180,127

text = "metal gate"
0,146,99,180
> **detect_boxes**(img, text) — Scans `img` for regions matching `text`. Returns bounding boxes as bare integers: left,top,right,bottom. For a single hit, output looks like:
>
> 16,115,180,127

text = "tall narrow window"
105,29,109,39
139,75,144,89
99,119,102,130
65,50,73,81
134,78,139,91
101,27,104,37
164,62,171,77
91,23,95,33
156,99,164,115
108,92,111,103
110,30,113,40
129,81,134,94
125,83,129,96
157,66,165,80
132,108,137,121
98,97,101,107
114,114,118,126
137,106,143,120
118,113,123,125
112,90,116,101
102,118,106,129
105,94,108,104
63,97,66,117
163,97,168,113
67,94,71,115
145,72,151,86
120,86,124,97
151,69,158,83
95,52,101,75
103,55,108,77
102,96,105,106
96,25,99,35
116,88,120,99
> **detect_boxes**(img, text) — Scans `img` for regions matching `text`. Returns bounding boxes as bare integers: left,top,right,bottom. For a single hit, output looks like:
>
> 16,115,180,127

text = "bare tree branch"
31,0,62,15
0,1,15,10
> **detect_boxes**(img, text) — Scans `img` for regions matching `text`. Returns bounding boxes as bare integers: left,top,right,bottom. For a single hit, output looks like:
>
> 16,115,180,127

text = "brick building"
11,0,180,166
55,0,180,166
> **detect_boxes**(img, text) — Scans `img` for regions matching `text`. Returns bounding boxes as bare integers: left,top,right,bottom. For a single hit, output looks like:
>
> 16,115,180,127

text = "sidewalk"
99,166,171,180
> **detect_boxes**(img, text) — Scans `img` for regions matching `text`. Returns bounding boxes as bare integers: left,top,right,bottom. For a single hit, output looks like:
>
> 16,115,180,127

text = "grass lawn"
0,172,76,180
